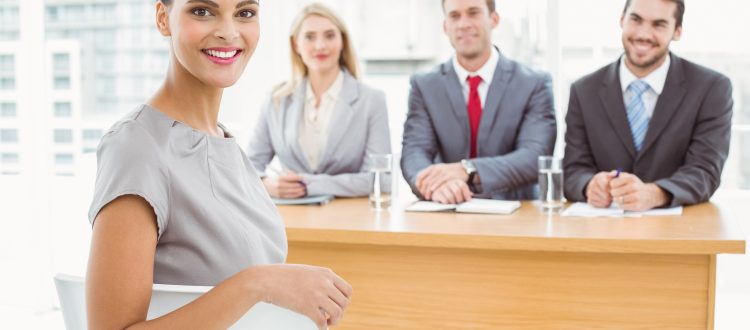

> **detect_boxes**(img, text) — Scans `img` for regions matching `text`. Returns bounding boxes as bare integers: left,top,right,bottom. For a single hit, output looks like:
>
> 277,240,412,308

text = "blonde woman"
248,3,391,198
86,0,350,329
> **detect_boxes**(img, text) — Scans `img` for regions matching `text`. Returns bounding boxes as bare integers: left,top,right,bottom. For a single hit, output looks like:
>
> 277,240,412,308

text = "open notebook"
406,198,521,215
561,202,683,217
271,195,334,206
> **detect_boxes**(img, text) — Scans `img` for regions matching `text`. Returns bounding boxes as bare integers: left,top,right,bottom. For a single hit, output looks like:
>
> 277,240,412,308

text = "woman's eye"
238,10,256,18
192,8,211,17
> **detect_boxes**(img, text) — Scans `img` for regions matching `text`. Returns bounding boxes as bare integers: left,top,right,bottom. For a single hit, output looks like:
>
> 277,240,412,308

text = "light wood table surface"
279,197,746,329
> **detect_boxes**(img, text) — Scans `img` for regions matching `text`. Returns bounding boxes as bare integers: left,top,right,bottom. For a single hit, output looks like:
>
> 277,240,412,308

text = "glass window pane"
54,153,74,165
53,53,70,73
0,102,16,117
82,129,103,141
53,129,73,143
0,54,13,73
54,76,70,89
0,129,18,143
724,130,750,190
0,77,14,90
1,152,19,164
46,6,59,22
54,102,72,117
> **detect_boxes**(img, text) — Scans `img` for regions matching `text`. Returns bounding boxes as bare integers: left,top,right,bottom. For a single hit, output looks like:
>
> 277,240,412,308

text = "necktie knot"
628,80,650,98
467,75,482,89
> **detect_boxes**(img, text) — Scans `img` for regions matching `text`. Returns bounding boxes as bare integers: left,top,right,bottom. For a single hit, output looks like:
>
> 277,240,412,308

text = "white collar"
305,69,344,102
619,54,670,95
453,47,500,85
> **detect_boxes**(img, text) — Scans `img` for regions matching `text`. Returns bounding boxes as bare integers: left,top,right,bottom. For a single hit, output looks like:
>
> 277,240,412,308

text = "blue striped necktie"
626,80,651,152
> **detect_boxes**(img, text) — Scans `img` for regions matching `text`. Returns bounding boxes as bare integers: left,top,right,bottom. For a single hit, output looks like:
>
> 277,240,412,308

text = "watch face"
462,159,476,174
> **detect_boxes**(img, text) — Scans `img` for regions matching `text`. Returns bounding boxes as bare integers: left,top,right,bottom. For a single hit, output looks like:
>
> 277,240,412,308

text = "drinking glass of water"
538,156,564,210
368,154,392,210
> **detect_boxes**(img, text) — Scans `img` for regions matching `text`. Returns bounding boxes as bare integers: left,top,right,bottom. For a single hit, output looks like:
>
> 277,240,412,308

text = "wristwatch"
460,159,477,188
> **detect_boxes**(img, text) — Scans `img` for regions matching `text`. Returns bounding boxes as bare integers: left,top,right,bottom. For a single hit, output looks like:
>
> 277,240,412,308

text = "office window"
6,7,19,27
92,4,116,22
0,77,14,90
94,29,116,50
53,53,70,74
0,102,16,117
0,129,18,143
0,54,14,90
54,153,74,165
0,54,13,73
54,76,70,90
53,129,73,144
741,89,750,125
54,102,72,118
82,129,103,141
95,53,115,72
46,6,59,22
64,5,86,22
1,152,19,164
0,31,19,41
96,77,116,95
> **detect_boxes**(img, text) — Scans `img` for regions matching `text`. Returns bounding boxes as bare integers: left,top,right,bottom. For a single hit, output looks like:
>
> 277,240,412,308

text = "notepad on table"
406,199,521,215
561,202,683,218
272,195,334,206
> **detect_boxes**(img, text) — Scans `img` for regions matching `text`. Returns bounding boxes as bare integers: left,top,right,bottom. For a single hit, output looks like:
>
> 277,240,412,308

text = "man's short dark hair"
623,0,685,28
441,0,496,13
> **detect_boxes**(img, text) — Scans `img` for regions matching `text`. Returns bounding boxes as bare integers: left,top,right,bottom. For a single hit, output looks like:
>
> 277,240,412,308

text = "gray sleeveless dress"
89,104,287,285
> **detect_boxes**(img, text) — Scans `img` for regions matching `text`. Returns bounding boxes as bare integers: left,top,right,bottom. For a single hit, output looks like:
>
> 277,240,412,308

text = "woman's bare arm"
86,195,351,330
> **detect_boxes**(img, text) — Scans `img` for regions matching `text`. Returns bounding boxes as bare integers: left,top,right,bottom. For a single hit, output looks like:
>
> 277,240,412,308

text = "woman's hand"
247,264,353,329
262,172,307,198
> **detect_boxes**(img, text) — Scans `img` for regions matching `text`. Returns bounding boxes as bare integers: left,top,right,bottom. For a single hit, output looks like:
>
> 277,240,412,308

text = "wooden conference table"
278,197,746,329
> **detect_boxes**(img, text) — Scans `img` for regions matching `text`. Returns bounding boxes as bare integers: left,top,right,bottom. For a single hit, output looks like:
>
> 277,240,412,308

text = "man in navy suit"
564,0,733,211
401,0,557,204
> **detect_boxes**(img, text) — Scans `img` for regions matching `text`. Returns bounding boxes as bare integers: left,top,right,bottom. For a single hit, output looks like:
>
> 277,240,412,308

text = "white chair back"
54,274,317,330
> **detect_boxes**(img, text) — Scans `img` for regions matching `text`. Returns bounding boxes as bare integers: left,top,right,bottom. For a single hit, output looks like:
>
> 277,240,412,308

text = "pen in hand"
266,167,307,198
612,168,623,207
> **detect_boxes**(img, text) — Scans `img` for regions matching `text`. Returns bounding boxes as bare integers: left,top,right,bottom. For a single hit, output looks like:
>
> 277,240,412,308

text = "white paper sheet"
561,202,683,218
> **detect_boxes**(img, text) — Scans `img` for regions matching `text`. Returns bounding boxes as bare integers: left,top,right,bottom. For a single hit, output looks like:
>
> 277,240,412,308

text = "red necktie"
467,75,482,158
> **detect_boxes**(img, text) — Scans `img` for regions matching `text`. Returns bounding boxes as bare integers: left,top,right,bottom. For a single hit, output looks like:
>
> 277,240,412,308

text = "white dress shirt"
619,55,670,119
298,70,344,171
452,47,500,108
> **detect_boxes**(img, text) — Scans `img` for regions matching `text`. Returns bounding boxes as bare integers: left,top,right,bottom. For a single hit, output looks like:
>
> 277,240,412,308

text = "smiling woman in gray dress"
85,1,351,329
247,3,391,199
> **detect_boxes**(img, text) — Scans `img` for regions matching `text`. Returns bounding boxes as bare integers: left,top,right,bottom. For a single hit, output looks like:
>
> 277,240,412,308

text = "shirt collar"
453,46,500,85
305,69,344,102
619,54,670,95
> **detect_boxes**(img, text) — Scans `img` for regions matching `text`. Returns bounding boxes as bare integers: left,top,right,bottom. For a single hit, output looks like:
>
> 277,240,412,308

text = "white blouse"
298,71,344,171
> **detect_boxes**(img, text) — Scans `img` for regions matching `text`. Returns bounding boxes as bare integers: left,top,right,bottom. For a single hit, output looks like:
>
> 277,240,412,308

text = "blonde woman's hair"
272,3,360,105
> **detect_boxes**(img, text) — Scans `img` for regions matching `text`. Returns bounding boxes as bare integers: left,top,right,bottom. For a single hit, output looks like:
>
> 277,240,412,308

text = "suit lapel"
317,71,358,171
477,51,511,154
637,53,686,158
441,60,470,146
599,60,637,158
284,82,314,172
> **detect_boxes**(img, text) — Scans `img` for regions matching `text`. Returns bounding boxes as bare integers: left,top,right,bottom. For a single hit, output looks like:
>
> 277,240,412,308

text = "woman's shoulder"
263,81,297,112
98,104,172,160
341,73,383,100
345,80,386,111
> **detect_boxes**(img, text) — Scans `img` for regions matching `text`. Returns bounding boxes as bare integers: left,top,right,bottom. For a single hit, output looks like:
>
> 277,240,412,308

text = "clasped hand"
415,163,473,204
262,171,307,198
586,170,668,211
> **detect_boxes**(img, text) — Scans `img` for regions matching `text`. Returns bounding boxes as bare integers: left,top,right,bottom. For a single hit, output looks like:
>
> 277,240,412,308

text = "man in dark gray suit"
401,0,556,204
564,0,733,211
